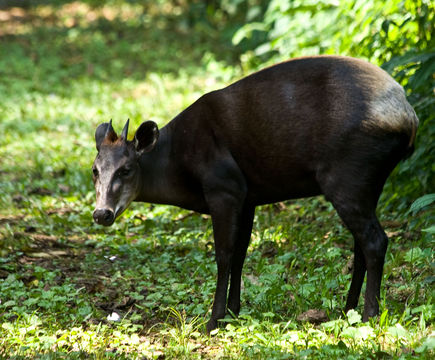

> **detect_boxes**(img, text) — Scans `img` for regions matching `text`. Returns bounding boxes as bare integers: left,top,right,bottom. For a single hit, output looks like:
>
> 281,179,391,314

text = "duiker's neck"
135,123,205,211
136,125,172,203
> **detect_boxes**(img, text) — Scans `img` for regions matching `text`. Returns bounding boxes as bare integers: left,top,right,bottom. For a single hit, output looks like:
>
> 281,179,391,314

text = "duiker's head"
92,119,159,226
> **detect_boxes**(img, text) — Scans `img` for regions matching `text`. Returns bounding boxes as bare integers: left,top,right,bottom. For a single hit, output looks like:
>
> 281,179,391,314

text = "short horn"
104,119,118,142
121,119,129,140
105,119,114,136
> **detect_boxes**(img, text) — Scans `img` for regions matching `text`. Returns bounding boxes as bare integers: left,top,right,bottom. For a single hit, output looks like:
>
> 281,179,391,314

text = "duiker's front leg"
206,192,246,333
227,204,255,316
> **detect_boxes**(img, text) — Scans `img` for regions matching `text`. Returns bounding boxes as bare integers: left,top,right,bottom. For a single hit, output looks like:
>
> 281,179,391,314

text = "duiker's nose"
93,208,115,226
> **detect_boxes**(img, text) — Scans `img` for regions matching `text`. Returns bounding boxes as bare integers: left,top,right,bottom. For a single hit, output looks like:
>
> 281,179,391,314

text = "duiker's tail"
403,104,419,159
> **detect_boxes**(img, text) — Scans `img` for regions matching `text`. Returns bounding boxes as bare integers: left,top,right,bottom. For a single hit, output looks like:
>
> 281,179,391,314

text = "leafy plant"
410,194,435,214
409,194,435,234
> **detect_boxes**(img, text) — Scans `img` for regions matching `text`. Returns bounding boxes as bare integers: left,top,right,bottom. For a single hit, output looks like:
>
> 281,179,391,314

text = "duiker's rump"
92,55,418,332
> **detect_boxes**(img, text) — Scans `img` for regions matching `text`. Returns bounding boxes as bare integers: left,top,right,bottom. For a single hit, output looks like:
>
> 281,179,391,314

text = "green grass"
0,3,433,359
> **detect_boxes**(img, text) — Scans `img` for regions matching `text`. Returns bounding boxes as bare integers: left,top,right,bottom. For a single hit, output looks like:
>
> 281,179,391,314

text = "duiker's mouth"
114,205,127,220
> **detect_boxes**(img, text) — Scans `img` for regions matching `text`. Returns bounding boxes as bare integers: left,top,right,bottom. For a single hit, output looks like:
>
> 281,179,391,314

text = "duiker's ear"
95,120,117,151
134,121,159,154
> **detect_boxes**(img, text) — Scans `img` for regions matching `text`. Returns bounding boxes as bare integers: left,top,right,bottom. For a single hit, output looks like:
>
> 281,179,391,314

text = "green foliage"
409,194,435,234
0,1,433,359
410,194,435,214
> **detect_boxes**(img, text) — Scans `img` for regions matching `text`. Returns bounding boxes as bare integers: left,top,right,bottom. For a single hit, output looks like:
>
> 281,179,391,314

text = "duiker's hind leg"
334,206,388,320
318,133,407,319
344,242,366,312
319,166,389,320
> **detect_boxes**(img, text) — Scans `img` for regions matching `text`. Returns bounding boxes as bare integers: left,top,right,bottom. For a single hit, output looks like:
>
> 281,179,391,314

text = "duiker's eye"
118,168,131,177
92,167,99,177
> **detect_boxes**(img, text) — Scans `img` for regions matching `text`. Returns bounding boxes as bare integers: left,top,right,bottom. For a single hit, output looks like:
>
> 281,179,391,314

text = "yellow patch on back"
363,77,418,146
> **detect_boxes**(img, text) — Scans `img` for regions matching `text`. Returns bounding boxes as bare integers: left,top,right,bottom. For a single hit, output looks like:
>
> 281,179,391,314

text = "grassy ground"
0,3,433,359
